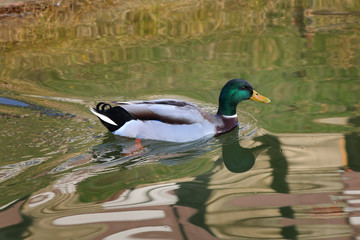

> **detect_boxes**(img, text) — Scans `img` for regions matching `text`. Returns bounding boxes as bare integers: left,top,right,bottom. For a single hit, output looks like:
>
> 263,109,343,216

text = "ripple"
0,157,49,183
103,183,179,210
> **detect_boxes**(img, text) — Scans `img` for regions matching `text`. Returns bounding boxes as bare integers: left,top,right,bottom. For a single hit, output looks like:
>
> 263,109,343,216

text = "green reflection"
255,134,289,193
345,116,360,171
220,128,257,173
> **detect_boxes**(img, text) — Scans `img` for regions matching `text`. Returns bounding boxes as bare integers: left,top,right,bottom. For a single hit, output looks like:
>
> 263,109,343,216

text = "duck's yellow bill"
250,90,271,103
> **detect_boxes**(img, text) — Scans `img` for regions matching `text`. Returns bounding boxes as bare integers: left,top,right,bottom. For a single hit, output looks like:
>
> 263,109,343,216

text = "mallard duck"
90,79,270,142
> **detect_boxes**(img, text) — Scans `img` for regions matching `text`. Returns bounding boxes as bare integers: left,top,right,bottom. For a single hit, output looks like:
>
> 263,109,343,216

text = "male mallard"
90,79,270,142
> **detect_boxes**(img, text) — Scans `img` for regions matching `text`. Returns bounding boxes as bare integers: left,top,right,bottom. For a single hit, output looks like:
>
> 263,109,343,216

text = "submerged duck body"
90,79,270,142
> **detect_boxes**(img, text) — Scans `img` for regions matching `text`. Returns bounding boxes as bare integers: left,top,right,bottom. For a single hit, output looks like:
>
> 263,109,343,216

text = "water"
0,0,360,239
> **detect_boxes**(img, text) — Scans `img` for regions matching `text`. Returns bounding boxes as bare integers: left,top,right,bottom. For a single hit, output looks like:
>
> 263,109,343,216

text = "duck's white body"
90,99,237,142
115,118,215,142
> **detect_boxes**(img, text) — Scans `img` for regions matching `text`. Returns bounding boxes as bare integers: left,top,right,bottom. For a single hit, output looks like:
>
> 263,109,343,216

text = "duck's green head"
217,79,271,116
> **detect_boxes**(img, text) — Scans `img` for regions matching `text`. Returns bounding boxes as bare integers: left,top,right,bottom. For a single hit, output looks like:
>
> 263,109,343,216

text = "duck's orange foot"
121,139,146,155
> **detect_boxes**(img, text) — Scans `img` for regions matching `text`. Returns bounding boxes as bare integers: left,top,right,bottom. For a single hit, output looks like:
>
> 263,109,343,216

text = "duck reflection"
220,127,267,173
91,126,270,174
254,134,289,193
91,133,131,162
346,116,360,172
92,127,266,174
91,132,214,167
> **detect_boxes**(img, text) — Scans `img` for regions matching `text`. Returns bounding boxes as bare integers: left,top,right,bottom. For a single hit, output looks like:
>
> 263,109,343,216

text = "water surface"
0,0,360,239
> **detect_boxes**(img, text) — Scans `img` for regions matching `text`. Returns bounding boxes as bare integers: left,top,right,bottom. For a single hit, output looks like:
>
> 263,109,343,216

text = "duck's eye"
240,86,246,90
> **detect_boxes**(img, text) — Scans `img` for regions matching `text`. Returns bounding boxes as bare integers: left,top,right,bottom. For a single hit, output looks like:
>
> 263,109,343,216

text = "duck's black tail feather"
90,102,134,132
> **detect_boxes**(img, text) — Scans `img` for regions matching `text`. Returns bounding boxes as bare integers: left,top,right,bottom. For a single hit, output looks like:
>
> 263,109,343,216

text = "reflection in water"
189,129,359,239
91,133,216,165
3,126,261,239
0,97,28,107
254,134,300,238
221,127,259,173
0,200,32,240
1,127,359,239
345,116,360,171
91,125,261,174
255,134,289,193
346,133,360,171
0,96,74,118
0,157,48,183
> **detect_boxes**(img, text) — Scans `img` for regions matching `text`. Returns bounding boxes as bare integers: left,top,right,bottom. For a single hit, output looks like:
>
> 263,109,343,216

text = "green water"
1,0,360,239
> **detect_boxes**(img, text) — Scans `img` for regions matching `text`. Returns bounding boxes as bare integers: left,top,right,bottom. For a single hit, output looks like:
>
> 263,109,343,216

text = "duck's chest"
215,115,239,135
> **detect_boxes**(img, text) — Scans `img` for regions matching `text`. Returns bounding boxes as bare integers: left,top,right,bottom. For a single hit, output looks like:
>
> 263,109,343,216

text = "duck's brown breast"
215,115,239,135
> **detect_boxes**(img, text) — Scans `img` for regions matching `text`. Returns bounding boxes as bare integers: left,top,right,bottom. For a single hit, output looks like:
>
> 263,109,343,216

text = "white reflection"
104,226,172,240
313,117,349,126
348,199,360,204
25,94,84,103
53,210,165,225
53,171,96,194
350,217,360,225
344,190,360,195
0,157,48,183
28,192,56,208
103,182,179,209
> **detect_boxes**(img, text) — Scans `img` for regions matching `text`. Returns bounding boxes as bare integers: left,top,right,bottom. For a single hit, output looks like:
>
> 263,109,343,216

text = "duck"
90,79,271,142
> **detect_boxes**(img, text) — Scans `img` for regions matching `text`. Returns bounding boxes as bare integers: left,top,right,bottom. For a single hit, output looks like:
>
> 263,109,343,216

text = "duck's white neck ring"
221,114,238,118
